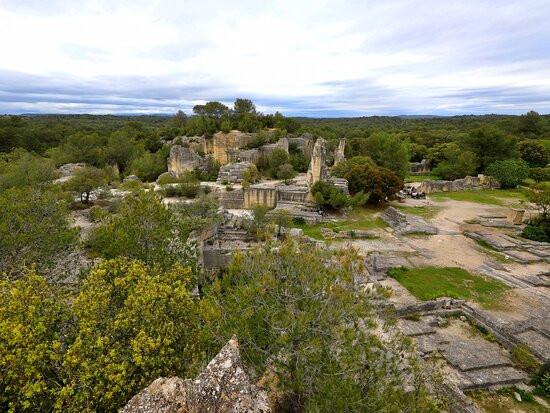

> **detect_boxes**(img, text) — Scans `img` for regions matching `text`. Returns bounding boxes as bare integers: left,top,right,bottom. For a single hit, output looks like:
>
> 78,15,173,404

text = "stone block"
507,208,525,225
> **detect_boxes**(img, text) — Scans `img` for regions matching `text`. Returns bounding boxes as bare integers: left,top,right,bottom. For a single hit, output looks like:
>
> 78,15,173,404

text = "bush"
531,167,550,183
292,216,306,226
163,183,200,198
511,344,540,373
485,159,530,189
88,205,108,223
522,224,550,242
310,180,349,210
129,151,167,182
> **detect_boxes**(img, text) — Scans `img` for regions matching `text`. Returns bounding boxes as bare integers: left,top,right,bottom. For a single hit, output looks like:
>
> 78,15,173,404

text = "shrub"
129,151,167,182
292,216,306,225
485,159,530,189
88,205,108,222
530,167,550,183
310,180,349,210
163,183,200,198
522,224,550,242
511,345,540,373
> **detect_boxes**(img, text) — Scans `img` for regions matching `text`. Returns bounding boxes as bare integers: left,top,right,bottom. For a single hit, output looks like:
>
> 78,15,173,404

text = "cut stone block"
458,366,527,390
440,341,510,371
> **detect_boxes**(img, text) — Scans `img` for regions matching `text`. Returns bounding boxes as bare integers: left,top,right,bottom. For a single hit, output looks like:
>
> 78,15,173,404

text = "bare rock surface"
122,336,270,413
381,206,438,235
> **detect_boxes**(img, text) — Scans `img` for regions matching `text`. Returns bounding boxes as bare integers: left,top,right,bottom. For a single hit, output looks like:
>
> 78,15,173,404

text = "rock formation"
334,139,346,165
122,336,270,413
217,162,253,183
306,138,330,187
418,175,498,194
167,145,205,177
381,206,437,235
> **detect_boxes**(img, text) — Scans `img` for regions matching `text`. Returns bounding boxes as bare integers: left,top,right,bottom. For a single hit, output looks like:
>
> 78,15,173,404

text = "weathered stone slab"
505,250,542,263
458,366,527,390
398,319,436,337
440,341,510,371
381,207,437,235
515,330,550,361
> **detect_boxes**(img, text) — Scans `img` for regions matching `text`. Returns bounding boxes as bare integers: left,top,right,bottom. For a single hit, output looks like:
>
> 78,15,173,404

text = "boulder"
167,145,205,177
58,162,86,178
123,175,142,183
122,336,270,413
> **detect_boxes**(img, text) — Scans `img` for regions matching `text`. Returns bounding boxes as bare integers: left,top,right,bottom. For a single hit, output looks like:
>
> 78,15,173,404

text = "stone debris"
381,206,438,235
122,336,270,413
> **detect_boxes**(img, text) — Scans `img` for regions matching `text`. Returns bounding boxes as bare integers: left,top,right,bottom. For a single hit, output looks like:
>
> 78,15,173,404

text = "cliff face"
122,336,270,413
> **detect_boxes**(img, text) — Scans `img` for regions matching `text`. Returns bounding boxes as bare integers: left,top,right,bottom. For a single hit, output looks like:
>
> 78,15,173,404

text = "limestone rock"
418,175,498,194
122,336,270,413
217,162,253,183
381,206,437,235
334,139,346,165
168,145,205,177
123,175,142,183
306,138,330,187
58,162,86,178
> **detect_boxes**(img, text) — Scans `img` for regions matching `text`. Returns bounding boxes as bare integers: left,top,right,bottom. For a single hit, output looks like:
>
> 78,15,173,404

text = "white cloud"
0,0,549,115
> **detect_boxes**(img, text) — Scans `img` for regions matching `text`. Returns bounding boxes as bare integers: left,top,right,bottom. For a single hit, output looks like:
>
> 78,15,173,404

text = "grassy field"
395,205,442,219
428,188,528,205
388,266,509,308
291,206,388,240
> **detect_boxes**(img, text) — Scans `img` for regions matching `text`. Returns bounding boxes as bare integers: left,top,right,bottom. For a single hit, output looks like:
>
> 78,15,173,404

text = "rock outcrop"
418,175,497,194
217,162,253,183
122,336,270,413
381,206,437,235
306,138,330,187
167,145,205,177
334,139,346,165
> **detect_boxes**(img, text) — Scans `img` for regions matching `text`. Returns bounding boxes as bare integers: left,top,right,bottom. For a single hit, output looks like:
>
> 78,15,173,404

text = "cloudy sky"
1,0,549,116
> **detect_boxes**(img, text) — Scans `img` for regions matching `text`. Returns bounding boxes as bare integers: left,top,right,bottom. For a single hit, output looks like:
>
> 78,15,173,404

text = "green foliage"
0,149,57,192
511,345,540,374
333,157,403,204
87,191,196,269
238,113,261,133
0,269,71,412
429,188,528,205
518,140,549,167
364,131,409,178
48,132,106,167
233,98,256,115
270,209,292,237
129,149,168,182
530,167,550,183
88,205,108,223
242,164,260,186
63,166,107,203
60,258,201,412
276,163,296,182
201,241,442,411
462,126,518,172
408,142,428,162
289,150,309,172
220,118,232,133
0,187,79,276
518,110,545,137
268,148,289,170
431,148,478,180
248,205,272,240
388,266,509,308
192,101,229,119
162,183,200,198
485,159,530,189
104,129,143,173
310,180,349,210
522,224,550,242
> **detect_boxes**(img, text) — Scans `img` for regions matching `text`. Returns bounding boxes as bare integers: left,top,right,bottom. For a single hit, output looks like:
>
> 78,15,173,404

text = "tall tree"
233,98,257,116
462,126,518,173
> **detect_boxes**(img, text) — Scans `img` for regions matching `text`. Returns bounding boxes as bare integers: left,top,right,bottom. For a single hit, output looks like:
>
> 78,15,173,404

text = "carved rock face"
167,145,204,177
122,336,271,413
334,139,346,165
306,138,329,187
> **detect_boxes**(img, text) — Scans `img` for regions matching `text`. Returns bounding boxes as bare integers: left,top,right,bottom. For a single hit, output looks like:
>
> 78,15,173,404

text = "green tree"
0,269,71,412
47,132,106,167
531,167,550,183
220,118,233,133
276,163,296,183
0,148,57,192
271,209,292,237
60,258,201,412
201,241,442,412
310,180,349,210
462,126,518,172
87,191,195,269
238,113,261,133
364,132,409,178
431,146,478,180
268,148,289,170
518,140,549,168
0,187,79,276
64,166,107,203
104,130,143,173
249,205,271,240
233,98,256,116
242,164,260,186
485,159,530,189
172,110,187,128
192,101,229,119
518,111,545,137
129,151,167,182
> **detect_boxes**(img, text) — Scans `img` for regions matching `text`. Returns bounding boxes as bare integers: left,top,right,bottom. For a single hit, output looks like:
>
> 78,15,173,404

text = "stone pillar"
507,208,525,225
306,138,329,187
334,139,346,165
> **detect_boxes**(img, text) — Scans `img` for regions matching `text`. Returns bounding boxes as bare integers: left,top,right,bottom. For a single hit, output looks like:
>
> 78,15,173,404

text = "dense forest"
1,103,550,412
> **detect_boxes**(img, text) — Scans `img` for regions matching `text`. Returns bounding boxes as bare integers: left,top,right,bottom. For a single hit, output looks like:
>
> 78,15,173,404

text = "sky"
0,0,549,117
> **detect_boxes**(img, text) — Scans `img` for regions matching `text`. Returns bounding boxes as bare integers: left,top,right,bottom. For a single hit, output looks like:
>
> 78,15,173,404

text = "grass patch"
405,174,439,183
395,205,441,219
292,206,388,240
429,188,528,205
388,266,509,308
468,390,545,413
